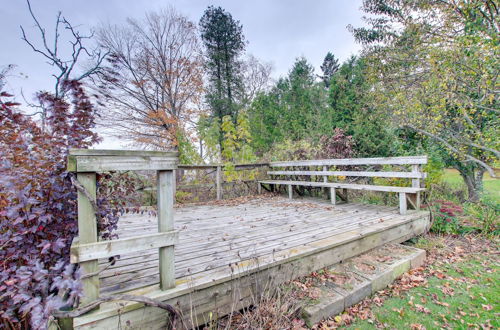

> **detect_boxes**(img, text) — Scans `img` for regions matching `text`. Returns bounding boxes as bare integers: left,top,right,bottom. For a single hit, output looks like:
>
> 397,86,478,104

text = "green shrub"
464,196,500,237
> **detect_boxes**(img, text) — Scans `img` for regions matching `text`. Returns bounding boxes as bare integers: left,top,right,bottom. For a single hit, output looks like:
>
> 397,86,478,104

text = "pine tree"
199,6,246,149
319,52,339,88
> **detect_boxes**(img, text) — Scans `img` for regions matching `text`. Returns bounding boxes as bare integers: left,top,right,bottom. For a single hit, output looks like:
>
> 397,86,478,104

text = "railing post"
157,170,175,290
399,192,407,215
323,165,328,199
330,187,336,205
76,172,99,306
173,169,177,205
216,165,222,200
411,164,421,210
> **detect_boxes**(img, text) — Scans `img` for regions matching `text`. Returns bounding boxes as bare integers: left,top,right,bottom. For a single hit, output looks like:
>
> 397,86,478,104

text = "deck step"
300,243,426,327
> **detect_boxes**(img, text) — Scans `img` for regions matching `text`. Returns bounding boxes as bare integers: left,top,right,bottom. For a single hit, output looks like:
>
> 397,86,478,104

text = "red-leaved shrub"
0,82,120,329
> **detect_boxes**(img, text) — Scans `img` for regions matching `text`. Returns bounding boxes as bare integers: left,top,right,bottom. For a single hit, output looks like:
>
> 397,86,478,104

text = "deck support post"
257,182,262,194
76,172,99,306
216,165,222,200
288,184,293,199
172,169,177,204
330,187,336,205
157,170,175,289
399,192,407,215
411,165,421,210
323,165,328,199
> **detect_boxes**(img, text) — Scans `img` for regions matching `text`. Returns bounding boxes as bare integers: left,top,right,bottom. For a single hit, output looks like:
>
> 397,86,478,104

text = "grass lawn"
442,169,500,203
219,236,498,329
336,236,499,330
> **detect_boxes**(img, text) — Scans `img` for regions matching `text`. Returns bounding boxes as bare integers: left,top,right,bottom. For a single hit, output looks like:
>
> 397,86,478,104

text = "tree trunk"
458,167,485,202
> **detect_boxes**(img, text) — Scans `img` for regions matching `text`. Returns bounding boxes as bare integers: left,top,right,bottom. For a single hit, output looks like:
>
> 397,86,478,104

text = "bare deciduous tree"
97,7,204,150
20,0,107,99
240,54,273,106
19,0,107,130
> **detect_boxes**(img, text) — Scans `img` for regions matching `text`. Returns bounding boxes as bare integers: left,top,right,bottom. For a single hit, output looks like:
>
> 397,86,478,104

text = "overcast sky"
0,0,364,148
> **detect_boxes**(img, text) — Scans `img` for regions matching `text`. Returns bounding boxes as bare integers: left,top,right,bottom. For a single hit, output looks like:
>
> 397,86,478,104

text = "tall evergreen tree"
248,57,329,152
199,6,245,149
319,52,339,88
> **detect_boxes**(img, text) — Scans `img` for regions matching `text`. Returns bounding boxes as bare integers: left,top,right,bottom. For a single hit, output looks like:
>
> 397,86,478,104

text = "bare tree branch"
20,0,107,99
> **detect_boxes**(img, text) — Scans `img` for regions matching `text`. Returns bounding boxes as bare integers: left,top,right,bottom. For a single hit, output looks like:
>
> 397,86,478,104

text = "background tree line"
5,0,498,200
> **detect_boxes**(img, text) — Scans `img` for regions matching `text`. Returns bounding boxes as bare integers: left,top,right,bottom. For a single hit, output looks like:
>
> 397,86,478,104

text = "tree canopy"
350,0,499,200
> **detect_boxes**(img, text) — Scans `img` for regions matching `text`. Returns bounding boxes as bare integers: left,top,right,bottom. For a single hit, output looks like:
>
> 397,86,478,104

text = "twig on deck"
80,259,115,279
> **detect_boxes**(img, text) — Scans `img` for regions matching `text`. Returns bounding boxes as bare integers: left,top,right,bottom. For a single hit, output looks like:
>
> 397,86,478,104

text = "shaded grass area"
338,236,499,330
442,168,499,203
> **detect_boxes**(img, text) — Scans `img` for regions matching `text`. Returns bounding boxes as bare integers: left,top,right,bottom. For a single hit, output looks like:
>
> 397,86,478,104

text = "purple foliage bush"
0,82,120,329
319,128,355,159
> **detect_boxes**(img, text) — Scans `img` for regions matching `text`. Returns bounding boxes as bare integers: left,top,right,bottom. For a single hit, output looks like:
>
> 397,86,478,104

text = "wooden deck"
72,196,429,329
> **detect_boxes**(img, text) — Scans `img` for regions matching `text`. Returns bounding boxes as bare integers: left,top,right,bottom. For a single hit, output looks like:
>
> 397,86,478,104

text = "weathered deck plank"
72,196,429,329
97,199,397,294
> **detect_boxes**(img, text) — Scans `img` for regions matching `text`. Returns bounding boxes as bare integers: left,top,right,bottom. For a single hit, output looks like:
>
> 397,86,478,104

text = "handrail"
178,162,269,170
270,156,427,167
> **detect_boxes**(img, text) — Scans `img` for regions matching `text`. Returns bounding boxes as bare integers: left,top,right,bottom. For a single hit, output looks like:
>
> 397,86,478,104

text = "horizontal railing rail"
177,162,269,200
267,170,427,179
260,156,428,215
270,156,427,167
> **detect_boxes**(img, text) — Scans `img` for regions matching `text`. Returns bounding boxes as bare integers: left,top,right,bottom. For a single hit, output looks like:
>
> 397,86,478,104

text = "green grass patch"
345,254,499,329
442,169,500,203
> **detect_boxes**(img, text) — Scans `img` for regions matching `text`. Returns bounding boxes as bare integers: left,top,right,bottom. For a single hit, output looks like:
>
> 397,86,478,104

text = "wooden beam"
178,162,269,170
258,180,425,193
70,232,178,263
267,170,426,179
288,185,293,199
216,166,222,200
399,192,407,215
68,156,177,172
76,172,99,305
330,187,336,205
411,165,422,210
157,170,175,290
343,188,349,203
69,149,178,157
407,193,421,211
270,156,427,167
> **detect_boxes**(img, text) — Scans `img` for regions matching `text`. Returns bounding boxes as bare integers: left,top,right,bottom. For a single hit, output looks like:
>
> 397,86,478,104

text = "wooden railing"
67,152,426,307
177,163,269,200
67,149,179,306
259,156,428,214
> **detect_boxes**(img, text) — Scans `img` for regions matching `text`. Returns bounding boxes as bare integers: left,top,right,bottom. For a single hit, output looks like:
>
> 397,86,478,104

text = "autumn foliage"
0,82,117,329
